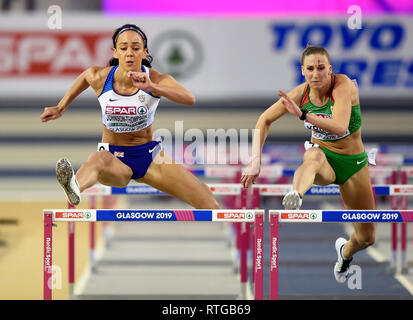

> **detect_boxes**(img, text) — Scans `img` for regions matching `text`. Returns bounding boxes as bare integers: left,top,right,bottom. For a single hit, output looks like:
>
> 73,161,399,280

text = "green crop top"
299,74,362,141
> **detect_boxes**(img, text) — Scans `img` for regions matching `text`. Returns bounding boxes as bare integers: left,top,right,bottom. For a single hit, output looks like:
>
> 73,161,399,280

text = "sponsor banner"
390,185,413,195
212,210,257,222
105,106,137,115
257,185,292,196
373,186,391,196
274,210,413,222
0,15,412,100
275,210,322,222
82,184,111,195
208,184,241,195
52,210,96,221
108,183,243,195
306,186,340,195
112,185,164,195
96,209,202,221
322,210,411,222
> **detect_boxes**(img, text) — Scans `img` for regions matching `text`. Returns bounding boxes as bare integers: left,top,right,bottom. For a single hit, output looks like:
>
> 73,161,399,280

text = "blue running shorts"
108,140,162,180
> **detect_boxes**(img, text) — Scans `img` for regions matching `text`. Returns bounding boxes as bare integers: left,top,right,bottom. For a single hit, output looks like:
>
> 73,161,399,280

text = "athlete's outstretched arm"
128,68,196,106
40,67,101,122
240,85,303,189
279,76,353,136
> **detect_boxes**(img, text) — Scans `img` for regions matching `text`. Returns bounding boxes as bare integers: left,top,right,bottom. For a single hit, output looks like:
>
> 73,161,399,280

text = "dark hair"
108,24,153,68
301,45,330,65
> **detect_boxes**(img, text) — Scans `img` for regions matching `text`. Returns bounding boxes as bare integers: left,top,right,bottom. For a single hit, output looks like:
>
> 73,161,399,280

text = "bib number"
98,143,109,151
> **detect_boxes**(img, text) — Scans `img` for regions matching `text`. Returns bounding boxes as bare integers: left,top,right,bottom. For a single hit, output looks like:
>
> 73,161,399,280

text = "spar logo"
281,212,318,220
105,106,137,115
217,211,253,220
210,186,237,193
137,106,148,115
394,187,413,194
55,211,92,219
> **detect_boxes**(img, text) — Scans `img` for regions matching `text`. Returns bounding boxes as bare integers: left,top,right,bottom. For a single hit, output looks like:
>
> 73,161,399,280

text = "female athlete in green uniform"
241,45,376,283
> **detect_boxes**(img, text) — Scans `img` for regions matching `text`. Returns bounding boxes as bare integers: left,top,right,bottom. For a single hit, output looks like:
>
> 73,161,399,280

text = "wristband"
299,109,308,120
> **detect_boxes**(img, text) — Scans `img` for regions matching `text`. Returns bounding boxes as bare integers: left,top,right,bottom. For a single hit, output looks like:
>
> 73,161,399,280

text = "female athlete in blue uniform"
241,46,376,283
40,24,219,210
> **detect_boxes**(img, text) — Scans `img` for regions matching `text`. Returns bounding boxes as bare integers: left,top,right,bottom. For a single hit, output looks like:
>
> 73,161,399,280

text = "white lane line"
73,237,106,297
73,264,91,296
394,274,413,295
366,246,386,263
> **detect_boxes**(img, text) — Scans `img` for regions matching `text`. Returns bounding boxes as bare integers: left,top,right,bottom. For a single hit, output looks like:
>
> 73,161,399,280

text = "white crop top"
98,65,160,133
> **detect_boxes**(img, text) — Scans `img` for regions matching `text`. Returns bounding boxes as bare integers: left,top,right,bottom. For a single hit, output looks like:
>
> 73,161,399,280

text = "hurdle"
60,183,255,299
250,183,413,274
268,209,413,300
43,209,264,300
79,182,412,284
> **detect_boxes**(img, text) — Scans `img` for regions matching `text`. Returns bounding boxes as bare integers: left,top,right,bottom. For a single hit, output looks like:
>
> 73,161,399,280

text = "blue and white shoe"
56,158,81,206
334,237,353,283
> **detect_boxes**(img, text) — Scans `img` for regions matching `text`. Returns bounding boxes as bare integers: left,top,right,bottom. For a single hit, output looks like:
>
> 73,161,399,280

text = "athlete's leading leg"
76,150,133,190
56,151,133,205
138,151,220,209
283,147,336,209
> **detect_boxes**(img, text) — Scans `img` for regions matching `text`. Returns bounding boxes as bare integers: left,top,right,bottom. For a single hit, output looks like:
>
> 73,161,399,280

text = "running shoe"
334,237,353,283
56,158,81,206
282,190,303,209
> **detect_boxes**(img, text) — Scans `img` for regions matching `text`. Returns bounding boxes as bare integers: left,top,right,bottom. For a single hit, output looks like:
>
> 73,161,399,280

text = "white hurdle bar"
268,209,413,300
82,183,413,197
43,209,265,300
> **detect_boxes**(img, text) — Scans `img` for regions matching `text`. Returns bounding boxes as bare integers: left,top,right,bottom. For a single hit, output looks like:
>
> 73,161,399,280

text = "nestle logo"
105,106,136,115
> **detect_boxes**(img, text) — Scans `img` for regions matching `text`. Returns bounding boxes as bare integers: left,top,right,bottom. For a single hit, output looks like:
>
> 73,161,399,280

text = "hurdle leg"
239,222,248,299
401,170,408,274
68,202,75,298
89,196,97,274
401,223,408,274
254,212,264,300
270,212,279,300
102,195,114,248
238,188,249,298
43,211,53,300
390,170,398,272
